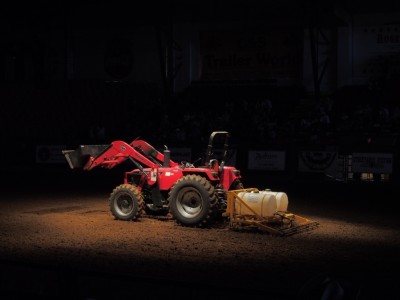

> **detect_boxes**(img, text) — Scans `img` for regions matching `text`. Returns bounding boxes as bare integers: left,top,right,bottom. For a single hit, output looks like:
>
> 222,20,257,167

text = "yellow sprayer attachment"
225,189,319,236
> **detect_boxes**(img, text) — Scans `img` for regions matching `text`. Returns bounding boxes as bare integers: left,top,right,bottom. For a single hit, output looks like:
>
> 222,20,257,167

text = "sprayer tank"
236,191,277,217
260,190,289,212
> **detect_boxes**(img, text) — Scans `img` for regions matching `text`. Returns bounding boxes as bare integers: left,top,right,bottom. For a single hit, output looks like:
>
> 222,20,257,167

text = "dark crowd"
1,80,399,167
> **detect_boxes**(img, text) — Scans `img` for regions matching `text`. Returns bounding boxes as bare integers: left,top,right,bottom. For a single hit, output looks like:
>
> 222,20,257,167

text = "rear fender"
181,168,220,185
220,166,241,190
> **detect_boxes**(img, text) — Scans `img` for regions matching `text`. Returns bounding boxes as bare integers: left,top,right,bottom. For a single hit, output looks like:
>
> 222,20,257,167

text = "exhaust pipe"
163,145,170,167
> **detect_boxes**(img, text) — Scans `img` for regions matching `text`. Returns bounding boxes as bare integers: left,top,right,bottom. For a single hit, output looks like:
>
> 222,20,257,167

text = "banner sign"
351,153,393,173
353,25,400,78
298,151,338,172
36,145,67,164
248,150,285,171
199,30,303,81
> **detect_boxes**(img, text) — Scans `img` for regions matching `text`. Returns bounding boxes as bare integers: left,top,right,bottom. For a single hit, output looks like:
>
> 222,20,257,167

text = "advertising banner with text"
351,153,393,173
353,24,400,78
199,30,303,81
248,150,286,171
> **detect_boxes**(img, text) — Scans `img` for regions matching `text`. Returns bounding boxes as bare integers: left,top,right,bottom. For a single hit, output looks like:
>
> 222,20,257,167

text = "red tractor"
63,131,243,227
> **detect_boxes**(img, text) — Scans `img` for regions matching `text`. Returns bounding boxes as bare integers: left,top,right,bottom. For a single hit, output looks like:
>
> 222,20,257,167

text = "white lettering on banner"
169,148,192,163
352,153,393,173
248,151,285,171
36,145,67,164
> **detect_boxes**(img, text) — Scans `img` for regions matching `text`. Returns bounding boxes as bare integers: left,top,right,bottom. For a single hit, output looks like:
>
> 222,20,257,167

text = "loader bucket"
62,145,111,169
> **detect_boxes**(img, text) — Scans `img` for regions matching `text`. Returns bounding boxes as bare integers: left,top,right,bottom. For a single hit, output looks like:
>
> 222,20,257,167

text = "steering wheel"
181,161,194,168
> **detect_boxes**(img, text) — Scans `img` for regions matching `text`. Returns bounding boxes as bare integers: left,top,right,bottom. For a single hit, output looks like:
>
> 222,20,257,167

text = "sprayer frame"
226,189,319,236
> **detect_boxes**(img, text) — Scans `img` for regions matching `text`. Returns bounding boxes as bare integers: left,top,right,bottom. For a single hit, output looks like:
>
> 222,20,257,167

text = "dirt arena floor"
1,166,400,300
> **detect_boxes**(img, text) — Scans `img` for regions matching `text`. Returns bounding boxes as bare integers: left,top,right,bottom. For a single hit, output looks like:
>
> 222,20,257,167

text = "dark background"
1,0,399,157
1,1,400,299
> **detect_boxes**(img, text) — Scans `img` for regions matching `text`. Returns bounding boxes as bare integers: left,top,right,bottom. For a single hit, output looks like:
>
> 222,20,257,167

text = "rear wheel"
168,175,216,227
109,184,144,221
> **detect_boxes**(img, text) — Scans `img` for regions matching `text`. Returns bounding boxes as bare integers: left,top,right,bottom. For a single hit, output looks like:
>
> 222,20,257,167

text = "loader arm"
130,139,178,167
84,140,163,170
63,140,163,171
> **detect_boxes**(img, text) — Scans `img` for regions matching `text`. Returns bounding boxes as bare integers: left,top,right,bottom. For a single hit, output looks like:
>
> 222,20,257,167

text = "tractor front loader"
62,131,318,234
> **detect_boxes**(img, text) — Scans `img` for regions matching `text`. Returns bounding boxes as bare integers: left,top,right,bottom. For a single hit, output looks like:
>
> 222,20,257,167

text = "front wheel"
168,175,217,227
109,184,144,221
